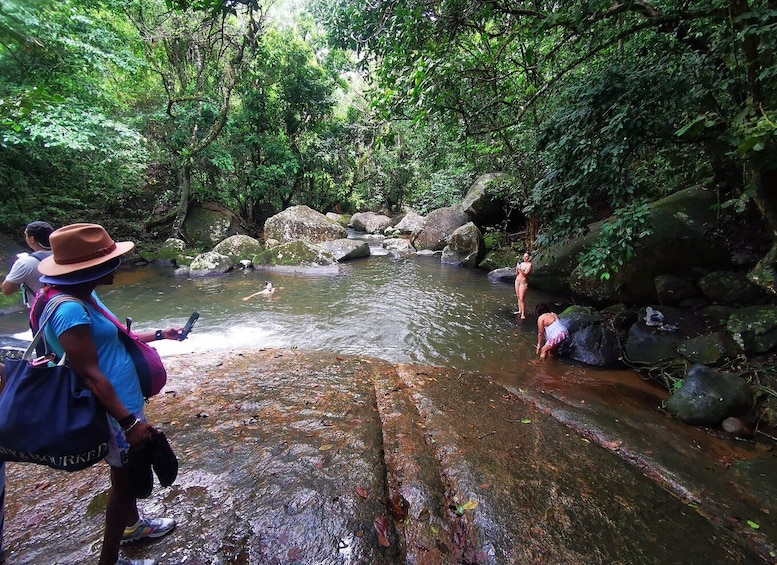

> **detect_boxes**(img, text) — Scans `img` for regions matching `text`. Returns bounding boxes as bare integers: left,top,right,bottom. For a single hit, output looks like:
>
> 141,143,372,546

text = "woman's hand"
139,327,184,343
158,327,183,340
125,419,153,448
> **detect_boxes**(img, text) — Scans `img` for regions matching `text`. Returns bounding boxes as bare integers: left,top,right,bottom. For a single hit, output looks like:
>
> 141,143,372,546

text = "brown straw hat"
37,223,134,278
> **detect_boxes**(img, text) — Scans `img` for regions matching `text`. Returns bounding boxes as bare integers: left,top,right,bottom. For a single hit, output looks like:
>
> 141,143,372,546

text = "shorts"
105,410,146,468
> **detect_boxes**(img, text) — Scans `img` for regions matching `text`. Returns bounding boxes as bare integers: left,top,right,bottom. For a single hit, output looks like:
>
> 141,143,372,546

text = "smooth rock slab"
2,350,771,564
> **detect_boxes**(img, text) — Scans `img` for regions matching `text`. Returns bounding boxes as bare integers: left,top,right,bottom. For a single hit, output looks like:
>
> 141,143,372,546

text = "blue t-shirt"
42,293,145,414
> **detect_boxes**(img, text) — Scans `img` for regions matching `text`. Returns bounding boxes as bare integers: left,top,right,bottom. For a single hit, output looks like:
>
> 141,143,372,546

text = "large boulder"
655,275,699,305
213,234,265,266
624,322,685,365
561,324,622,368
317,239,370,262
147,238,190,266
532,187,732,304
487,267,516,283
441,222,485,267
666,365,754,426
749,243,777,295
252,240,337,267
677,333,739,366
325,212,350,227
460,173,511,227
188,251,233,276
264,205,347,245
382,238,415,254
393,212,425,235
698,271,766,306
411,206,469,251
351,212,393,234
183,202,246,249
726,305,777,353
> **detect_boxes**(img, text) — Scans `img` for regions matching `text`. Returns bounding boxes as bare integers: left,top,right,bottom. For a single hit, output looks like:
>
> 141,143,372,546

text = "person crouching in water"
535,303,569,359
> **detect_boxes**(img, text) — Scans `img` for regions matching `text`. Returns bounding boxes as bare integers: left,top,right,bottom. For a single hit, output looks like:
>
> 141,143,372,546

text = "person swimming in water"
242,281,276,301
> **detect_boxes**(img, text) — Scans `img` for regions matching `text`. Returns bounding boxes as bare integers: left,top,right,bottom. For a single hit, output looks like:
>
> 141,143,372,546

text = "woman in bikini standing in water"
515,252,532,319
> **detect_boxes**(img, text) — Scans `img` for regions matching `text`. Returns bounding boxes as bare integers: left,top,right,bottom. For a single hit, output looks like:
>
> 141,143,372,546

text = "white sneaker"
121,516,177,545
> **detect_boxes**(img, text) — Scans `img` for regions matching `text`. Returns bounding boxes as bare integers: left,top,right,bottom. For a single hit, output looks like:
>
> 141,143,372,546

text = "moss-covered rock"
252,240,336,267
677,333,739,365
533,186,731,304
183,202,246,249
698,271,765,305
213,234,265,264
264,206,346,244
189,251,232,275
666,365,754,426
478,249,518,272
727,305,777,353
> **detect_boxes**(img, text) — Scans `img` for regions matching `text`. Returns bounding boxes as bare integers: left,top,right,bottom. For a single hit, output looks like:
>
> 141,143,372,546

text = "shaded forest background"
1,0,775,288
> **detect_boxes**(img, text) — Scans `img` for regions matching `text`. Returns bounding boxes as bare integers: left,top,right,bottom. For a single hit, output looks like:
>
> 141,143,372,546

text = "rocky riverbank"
2,349,775,564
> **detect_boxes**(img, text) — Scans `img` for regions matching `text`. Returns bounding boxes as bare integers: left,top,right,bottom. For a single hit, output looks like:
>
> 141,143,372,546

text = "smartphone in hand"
178,312,200,341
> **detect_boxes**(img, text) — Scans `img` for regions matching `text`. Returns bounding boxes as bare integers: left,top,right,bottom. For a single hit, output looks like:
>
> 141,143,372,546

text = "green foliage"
3,0,777,283
576,201,654,282
313,0,777,281
0,0,148,236
531,51,704,245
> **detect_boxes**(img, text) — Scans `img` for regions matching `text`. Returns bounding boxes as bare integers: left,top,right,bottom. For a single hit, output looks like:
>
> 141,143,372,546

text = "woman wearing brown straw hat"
33,224,180,565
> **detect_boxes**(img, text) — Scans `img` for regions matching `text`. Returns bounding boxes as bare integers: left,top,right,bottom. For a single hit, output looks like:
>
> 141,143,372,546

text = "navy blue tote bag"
0,297,109,471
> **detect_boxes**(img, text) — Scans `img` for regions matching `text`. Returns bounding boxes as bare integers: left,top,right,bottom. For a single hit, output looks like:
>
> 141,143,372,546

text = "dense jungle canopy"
1,0,776,288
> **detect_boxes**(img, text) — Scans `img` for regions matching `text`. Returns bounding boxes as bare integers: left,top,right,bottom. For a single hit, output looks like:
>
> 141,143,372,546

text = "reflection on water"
0,250,566,381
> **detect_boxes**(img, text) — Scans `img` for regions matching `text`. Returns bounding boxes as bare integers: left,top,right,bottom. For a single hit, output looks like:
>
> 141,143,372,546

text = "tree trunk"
171,164,191,243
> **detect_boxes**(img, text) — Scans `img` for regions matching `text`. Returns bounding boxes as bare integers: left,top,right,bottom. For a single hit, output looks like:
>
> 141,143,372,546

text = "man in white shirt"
2,221,54,307
0,220,53,551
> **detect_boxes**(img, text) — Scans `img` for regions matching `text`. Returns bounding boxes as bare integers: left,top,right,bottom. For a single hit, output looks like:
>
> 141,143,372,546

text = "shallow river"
1,238,576,383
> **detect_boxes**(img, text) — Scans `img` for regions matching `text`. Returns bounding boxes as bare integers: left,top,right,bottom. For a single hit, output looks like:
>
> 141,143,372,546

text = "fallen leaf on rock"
319,444,334,451
374,516,390,547
356,486,368,499
388,494,409,520
747,520,761,529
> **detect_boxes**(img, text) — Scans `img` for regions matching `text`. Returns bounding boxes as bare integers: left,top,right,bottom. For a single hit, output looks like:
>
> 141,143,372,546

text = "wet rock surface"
3,350,775,564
